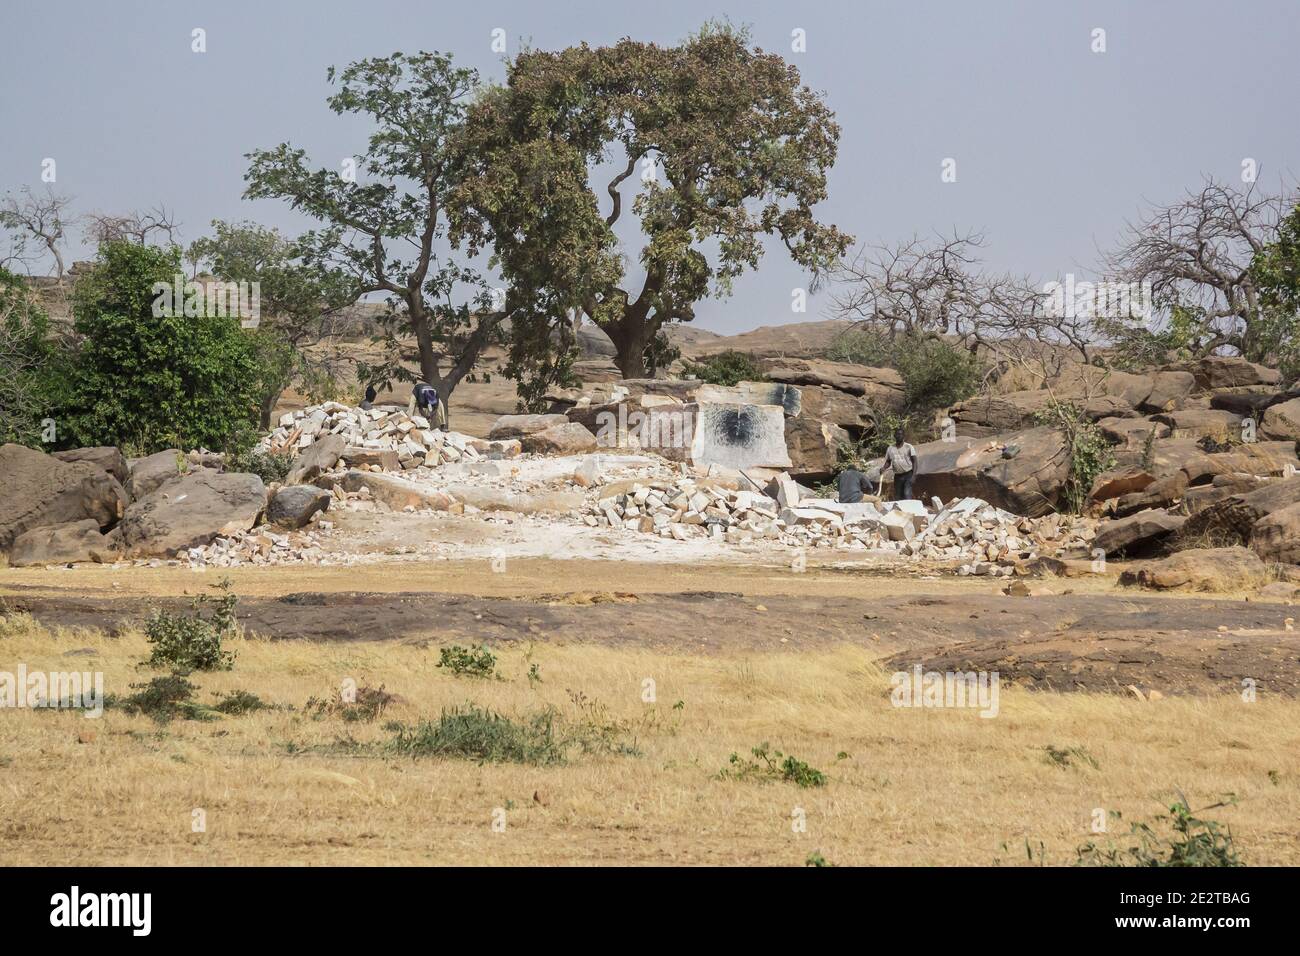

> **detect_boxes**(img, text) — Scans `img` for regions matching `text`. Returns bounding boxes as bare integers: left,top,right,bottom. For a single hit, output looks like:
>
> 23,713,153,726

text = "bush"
720,742,828,788
0,269,73,447
436,644,497,679
390,705,566,764
228,448,292,484
64,241,265,454
827,328,982,415
115,672,210,723
145,579,238,671
305,684,394,722
1034,401,1116,514
1075,799,1242,867
681,350,765,386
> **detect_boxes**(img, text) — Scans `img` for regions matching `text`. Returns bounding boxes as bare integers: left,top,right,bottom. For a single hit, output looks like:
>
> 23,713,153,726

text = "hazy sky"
2,0,1296,334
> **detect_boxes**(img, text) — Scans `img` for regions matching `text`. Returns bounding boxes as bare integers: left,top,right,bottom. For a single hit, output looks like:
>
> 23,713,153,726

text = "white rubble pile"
256,401,501,469
580,480,1093,569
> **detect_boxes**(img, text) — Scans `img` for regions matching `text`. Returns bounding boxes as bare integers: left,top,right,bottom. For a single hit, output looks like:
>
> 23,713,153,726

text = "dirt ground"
3,551,1299,866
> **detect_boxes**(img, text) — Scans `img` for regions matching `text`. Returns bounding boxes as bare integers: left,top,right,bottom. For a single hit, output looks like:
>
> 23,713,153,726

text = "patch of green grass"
436,644,497,679
389,705,566,765
1043,744,1100,770
1075,798,1242,867
721,742,828,788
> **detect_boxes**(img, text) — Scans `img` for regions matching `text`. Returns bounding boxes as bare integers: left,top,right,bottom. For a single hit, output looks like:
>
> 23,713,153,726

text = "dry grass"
1,614,1297,866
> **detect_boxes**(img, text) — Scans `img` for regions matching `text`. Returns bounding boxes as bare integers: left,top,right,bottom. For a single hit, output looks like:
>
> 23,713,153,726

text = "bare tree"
83,203,181,248
829,230,1093,385
1105,177,1295,358
0,187,73,279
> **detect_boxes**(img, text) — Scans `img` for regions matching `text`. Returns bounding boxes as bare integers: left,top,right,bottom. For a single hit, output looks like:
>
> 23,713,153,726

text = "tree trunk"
258,385,284,431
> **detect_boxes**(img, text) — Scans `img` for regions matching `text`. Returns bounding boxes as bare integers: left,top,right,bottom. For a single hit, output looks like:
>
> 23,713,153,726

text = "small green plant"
805,851,833,867
211,689,272,716
227,448,292,484
1043,744,1100,770
1074,798,1242,867
437,644,497,679
1034,401,1116,514
681,350,766,386
115,672,211,723
527,663,543,686
144,579,238,671
721,742,828,788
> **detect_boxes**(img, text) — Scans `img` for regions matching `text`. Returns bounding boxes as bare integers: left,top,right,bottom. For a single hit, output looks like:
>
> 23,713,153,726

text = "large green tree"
244,52,509,407
189,220,356,427
1250,202,1300,381
452,24,852,384
66,242,264,454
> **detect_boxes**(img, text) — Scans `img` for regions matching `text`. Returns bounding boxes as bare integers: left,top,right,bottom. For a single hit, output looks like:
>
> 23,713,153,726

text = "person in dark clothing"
837,468,874,503
359,384,377,411
408,380,448,430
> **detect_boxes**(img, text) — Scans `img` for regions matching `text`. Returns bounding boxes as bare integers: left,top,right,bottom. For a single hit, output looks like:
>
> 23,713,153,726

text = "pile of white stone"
183,525,333,568
581,476,1092,567
255,402,501,470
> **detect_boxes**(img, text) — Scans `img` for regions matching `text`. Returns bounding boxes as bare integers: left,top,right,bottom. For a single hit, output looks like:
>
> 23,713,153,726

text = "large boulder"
51,446,129,486
315,471,456,512
1261,397,1300,443
1179,476,1300,546
693,382,801,416
875,426,1071,517
1179,442,1299,486
1186,357,1281,390
1139,371,1196,413
948,391,1053,437
9,519,116,567
1151,408,1244,442
520,422,600,456
1112,472,1189,517
1251,502,1300,564
1099,417,1170,449
1047,367,1154,408
126,449,188,500
1092,510,1186,557
1119,546,1269,592
488,413,570,441
688,402,791,471
1087,466,1156,507
757,358,906,411
792,385,875,434
117,470,267,557
1210,386,1293,417
284,433,345,485
0,443,128,552
267,485,331,529
784,418,850,482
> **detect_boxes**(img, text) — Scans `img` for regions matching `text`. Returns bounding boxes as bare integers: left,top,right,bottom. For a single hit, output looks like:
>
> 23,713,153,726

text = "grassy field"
1,611,1296,866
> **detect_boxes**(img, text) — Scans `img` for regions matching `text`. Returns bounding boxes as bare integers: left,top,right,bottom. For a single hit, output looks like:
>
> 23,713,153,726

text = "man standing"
883,428,918,501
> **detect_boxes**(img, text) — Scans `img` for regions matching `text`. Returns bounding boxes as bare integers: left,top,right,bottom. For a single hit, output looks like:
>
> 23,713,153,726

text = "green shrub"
64,241,265,454
116,672,211,723
145,579,238,671
305,684,394,722
1075,799,1242,867
681,350,766,387
211,689,272,715
1043,744,1100,770
227,448,292,484
390,705,566,765
437,644,497,679
828,329,982,414
0,268,73,447
1034,401,1116,514
721,742,828,788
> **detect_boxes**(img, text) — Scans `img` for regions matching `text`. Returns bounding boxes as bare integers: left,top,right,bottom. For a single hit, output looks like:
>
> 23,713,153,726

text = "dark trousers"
893,470,915,501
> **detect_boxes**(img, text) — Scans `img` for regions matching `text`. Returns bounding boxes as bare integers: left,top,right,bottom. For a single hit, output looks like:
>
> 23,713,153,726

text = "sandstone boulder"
1187,357,1281,390
521,422,600,456
9,519,115,567
126,449,188,500
1139,371,1196,413
1112,472,1188,517
315,471,457,512
1179,476,1300,546
758,358,906,411
267,485,331,529
1119,546,1268,592
784,417,850,482
0,443,128,552
118,471,267,557
51,446,129,486
1092,510,1186,557
1088,466,1155,506
340,447,401,471
1261,397,1300,443
1152,408,1244,441
947,390,1052,436
488,414,570,441
284,433,346,485
1250,502,1300,565
794,385,876,434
